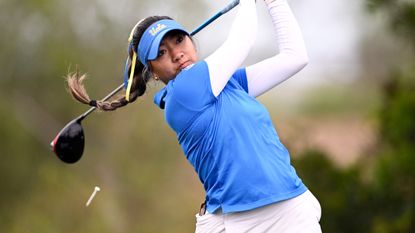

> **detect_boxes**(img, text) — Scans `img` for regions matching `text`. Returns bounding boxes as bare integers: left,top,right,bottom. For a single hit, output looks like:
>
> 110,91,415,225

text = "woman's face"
149,31,198,84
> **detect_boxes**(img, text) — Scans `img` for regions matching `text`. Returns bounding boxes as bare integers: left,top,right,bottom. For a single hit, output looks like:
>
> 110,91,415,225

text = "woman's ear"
146,64,159,81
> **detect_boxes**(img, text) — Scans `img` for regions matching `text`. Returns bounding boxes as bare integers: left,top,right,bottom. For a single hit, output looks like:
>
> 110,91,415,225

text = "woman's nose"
172,48,184,62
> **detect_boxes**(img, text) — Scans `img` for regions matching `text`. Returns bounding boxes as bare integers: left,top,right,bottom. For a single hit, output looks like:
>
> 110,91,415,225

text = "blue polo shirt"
154,61,307,214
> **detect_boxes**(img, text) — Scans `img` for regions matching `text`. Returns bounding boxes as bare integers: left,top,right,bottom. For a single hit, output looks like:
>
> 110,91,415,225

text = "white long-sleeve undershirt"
205,0,258,97
206,0,308,98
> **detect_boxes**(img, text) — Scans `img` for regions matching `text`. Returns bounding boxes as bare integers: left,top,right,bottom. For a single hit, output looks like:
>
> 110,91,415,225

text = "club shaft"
74,0,240,122
78,83,124,121
191,0,240,36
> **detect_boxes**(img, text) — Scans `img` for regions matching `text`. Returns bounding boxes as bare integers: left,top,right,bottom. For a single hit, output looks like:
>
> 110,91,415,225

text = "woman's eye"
158,49,166,57
176,35,184,44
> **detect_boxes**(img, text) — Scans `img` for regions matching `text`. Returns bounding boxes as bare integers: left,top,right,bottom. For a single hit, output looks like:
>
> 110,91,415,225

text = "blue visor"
137,19,188,66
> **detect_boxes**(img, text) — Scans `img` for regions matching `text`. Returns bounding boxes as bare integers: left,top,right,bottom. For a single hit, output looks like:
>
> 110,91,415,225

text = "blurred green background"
1,0,414,232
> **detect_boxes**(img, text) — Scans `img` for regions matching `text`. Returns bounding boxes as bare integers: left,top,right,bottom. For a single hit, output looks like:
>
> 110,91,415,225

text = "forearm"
205,0,258,97
246,0,308,97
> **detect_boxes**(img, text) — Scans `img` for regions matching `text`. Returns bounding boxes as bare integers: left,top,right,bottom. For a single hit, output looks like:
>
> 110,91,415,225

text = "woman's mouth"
179,61,191,70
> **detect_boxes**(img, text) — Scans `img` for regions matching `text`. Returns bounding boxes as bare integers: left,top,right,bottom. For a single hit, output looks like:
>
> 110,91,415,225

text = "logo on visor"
149,24,167,36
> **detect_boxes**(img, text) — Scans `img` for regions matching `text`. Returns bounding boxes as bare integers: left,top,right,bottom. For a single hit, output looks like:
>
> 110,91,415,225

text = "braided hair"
66,16,172,111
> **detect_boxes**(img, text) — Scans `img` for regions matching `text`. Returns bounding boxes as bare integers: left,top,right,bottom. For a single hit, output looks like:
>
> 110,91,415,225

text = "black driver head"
51,119,85,163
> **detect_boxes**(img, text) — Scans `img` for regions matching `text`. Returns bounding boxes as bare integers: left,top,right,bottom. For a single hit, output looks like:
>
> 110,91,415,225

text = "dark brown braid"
65,16,172,111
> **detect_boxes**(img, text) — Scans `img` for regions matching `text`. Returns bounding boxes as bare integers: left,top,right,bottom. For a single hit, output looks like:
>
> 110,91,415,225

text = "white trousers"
195,190,322,233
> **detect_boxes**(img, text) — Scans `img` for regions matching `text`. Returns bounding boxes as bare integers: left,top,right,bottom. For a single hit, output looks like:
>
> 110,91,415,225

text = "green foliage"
294,151,373,233
371,146,415,233
295,55,415,233
366,0,415,49
294,1,415,232
379,71,415,147
371,70,415,232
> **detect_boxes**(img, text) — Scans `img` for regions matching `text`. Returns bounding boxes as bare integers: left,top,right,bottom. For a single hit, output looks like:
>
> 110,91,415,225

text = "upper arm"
205,0,257,97
244,0,309,98
245,54,308,97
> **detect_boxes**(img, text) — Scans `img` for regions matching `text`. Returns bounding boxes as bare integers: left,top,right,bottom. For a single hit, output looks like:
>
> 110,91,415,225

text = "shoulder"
176,60,209,80
173,60,211,93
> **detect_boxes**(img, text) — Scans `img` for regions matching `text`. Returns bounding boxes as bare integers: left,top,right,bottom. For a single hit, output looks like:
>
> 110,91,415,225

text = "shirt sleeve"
172,61,215,111
232,68,249,93
246,0,309,97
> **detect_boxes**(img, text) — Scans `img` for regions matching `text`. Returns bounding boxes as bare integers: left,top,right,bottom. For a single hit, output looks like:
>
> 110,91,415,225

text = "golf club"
51,84,124,163
51,0,241,164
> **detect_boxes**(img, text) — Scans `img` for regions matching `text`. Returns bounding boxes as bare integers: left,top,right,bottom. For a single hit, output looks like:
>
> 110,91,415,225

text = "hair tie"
125,52,137,102
89,100,97,107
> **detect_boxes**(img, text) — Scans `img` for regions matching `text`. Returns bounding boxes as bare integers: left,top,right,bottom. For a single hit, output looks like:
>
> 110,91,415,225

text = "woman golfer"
67,0,322,232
